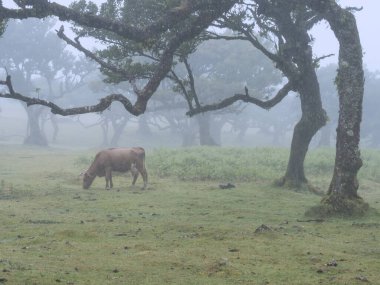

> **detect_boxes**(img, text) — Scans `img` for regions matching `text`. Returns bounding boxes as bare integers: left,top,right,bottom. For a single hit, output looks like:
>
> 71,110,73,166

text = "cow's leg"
132,173,139,185
131,164,139,185
135,161,148,189
140,168,148,190
105,167,113,189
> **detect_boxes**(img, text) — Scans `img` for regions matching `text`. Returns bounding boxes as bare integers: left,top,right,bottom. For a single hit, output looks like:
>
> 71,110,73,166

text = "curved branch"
314,53,335,66
167,70,194,111
183,58,201,108
213,16,299,79
0,74,139,116
113,6,235,114
56,26,134,81
186,81,295,116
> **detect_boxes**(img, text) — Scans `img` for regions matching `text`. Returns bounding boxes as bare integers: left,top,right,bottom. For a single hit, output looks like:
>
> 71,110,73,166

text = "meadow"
0,145,379,285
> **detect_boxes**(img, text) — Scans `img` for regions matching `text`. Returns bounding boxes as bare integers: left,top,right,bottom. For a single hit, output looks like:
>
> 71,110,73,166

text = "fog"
1,1,379,150
312,0,380,72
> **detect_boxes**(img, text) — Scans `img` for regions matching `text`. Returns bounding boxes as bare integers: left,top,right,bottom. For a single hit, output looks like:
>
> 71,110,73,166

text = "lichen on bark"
306,0,368,216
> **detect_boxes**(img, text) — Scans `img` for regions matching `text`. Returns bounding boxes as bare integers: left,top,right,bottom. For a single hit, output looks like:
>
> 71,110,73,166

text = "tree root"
305,195,369,218
274,176,324,196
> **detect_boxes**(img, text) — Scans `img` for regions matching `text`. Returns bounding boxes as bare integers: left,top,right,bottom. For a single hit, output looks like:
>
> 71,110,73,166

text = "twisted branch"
0,74,138,116
186,81,295,116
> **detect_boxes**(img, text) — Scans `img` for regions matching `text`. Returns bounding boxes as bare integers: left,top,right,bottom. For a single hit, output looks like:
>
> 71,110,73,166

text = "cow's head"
82,172,96,189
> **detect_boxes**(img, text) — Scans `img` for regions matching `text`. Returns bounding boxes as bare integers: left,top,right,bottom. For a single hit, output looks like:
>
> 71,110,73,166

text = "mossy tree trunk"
270,2,327,188
279,68,327,188
308,1,368,216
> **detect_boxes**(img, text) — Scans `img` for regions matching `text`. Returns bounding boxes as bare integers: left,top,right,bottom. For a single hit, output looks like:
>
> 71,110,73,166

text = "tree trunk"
197,114,219,146
50,114,59,143
307,1,368,216
100,119,109,146
277,75,326,188
23,106,48,146
254,1,328,189
210,118,223,146
110,117,128,146
277,41,327,188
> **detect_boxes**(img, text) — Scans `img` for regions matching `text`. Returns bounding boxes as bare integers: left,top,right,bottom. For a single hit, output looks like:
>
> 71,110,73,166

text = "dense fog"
0,1,379,150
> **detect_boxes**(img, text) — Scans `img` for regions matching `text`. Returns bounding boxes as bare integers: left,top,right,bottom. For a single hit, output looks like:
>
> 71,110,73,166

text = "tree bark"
278,68,327,188
270,2,328,188
307,1,368,216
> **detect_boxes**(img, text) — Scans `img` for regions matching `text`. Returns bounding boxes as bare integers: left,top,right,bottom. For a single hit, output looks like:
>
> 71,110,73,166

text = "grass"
0,145,379,284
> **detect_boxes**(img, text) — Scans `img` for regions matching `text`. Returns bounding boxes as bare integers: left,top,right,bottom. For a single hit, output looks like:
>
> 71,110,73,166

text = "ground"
0,145,379,284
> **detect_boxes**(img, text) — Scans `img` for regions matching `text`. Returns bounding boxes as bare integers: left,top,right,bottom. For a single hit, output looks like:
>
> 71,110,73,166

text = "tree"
0,0,367,216
2,0,239,115
0,18,93,146
170,35,282,146
306,0,367,216
202,1,328,189
0,18,60,145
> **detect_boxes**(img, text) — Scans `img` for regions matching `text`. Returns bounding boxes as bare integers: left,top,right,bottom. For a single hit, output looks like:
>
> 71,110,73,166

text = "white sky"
2,0,379,71
312,0,379,71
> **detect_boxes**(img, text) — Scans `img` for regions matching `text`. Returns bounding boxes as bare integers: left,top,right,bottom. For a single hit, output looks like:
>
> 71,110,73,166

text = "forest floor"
0,145,379,285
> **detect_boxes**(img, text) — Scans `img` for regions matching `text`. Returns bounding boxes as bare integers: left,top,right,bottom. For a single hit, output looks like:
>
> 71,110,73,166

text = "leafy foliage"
0,19,6,36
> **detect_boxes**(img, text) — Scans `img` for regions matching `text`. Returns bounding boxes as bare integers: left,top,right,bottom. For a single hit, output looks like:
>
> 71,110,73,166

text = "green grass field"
0,145,379,284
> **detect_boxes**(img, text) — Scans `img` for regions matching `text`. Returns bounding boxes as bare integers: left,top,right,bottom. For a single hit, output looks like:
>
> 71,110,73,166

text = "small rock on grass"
255,224,272,233
355,275,369,282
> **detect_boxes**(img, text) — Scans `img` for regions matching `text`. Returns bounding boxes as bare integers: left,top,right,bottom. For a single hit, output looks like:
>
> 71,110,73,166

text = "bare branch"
168,70,194,111
314,53,335,66
183,58,201,108
56,25,134,81
345,6,363,13
0,74,139,116
114,7,235,114
212,15,299,78
186,81,295,116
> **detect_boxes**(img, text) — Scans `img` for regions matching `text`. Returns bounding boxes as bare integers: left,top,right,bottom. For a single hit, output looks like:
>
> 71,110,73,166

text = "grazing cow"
82,147,148,190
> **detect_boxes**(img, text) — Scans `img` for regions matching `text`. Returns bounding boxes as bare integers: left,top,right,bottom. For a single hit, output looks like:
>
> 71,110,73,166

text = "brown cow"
82,147,148,190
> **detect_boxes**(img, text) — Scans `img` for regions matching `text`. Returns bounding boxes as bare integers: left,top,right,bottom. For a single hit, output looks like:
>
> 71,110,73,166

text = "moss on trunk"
305,195,369,218
308,0,368,216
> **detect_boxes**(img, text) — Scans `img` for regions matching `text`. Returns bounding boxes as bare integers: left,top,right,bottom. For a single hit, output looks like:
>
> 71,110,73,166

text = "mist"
1,1,379,151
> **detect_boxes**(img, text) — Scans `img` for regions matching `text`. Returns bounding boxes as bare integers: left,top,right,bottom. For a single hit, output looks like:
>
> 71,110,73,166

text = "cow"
82,147,148,190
